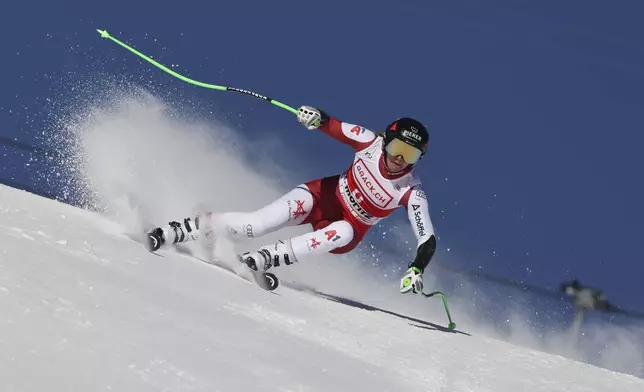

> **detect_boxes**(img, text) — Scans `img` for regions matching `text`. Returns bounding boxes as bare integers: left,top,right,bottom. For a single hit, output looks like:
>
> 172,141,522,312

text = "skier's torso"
337,136,421,226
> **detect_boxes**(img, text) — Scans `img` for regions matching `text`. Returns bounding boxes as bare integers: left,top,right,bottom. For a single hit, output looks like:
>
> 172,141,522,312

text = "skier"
146,106,436,294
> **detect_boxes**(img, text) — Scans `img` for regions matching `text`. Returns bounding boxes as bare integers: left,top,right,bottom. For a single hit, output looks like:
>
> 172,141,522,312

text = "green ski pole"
96,29,299,116
422,290,457,330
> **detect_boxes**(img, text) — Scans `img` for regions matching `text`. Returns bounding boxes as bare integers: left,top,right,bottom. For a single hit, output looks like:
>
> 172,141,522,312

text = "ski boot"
146,227,165,252
145,217,201,252
239,249,272,272
240,240,296,271
239,251,280,291
237,240,296,291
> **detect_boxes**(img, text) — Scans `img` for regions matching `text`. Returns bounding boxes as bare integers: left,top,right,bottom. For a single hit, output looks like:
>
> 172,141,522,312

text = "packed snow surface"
1,186,643,391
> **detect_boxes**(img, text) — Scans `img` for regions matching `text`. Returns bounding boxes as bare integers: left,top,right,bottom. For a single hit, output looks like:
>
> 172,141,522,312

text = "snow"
1,185,644,391
2,88,641,390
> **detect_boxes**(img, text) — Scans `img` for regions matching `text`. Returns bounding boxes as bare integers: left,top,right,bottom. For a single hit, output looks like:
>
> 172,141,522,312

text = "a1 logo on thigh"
325,229,341,242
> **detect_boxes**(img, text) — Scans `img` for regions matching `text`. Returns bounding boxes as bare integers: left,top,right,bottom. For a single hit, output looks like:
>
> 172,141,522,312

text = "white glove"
298,106,324,130
400,267,423,294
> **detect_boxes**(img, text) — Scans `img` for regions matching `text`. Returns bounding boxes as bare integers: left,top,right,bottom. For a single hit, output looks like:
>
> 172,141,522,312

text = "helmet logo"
402,129,422,142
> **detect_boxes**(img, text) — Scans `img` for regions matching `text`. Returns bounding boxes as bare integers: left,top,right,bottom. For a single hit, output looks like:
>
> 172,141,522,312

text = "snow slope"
2,177,644,391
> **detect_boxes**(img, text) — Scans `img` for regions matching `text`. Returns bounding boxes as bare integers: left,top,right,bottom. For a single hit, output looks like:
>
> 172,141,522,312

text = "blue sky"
1,0,643,314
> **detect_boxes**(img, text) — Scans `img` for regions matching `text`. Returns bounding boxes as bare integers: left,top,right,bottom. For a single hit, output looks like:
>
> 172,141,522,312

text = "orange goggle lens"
385,138,423,164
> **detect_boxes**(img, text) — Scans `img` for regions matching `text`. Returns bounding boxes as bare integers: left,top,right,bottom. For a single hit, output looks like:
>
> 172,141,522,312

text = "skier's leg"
241,219,364,271
146,185,315,251
212,185,314,241
214,175,339,241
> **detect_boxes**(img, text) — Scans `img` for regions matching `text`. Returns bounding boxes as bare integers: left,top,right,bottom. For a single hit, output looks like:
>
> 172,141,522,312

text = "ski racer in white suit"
146,106,437,294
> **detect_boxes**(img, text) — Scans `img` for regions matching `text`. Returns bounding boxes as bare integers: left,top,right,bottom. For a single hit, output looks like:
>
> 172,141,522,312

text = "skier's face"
385,152,410,173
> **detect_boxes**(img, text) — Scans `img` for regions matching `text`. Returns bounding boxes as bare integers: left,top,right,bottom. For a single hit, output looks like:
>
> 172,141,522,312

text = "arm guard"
408,234,436,272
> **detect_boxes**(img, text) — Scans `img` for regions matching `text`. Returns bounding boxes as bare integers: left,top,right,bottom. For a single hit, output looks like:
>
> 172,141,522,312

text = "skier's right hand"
298,106,328,130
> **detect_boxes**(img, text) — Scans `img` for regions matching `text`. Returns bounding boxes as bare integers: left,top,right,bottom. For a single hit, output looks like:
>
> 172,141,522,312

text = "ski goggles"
385,138,423,164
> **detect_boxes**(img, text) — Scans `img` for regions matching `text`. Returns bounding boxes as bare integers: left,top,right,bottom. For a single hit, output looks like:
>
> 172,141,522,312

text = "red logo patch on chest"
352,159,393,208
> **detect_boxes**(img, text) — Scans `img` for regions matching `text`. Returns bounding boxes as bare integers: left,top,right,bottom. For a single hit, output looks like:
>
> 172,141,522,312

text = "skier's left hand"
400,267,423,294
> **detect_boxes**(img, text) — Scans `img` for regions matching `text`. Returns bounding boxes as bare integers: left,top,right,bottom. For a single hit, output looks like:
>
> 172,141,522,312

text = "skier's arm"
297,105,376,150
400,187,436,272
317,117,377,151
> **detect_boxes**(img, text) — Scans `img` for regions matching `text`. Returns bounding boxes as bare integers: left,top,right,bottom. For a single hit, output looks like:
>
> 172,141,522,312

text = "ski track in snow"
1,185,643,391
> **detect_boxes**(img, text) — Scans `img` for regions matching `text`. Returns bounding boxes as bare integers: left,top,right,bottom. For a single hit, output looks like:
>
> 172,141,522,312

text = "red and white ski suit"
211,117,435,264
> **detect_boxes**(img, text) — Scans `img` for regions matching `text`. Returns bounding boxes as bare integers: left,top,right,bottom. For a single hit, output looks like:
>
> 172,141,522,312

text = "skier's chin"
391,164,406,173
385,157,409,173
